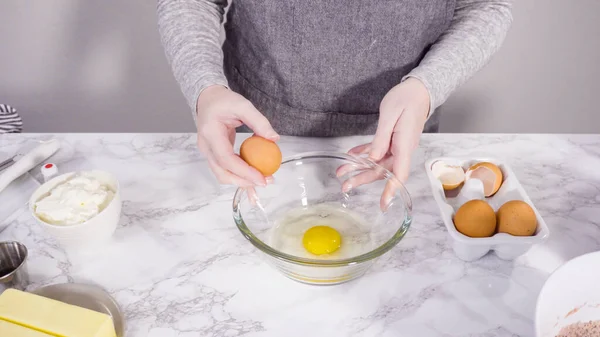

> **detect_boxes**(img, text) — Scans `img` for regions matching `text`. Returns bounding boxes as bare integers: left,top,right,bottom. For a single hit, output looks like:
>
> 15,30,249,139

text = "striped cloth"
0,104,23,133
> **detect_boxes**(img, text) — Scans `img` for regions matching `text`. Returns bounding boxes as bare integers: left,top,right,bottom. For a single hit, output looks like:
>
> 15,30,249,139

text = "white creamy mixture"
269,203,374,260
34,173,114,226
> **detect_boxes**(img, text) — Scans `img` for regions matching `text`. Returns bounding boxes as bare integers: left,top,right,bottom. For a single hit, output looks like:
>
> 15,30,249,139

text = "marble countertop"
1,133,599,337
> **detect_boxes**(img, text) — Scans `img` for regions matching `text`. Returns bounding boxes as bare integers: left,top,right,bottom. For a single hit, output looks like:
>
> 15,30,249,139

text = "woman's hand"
338,78,430,205
196,85,279,187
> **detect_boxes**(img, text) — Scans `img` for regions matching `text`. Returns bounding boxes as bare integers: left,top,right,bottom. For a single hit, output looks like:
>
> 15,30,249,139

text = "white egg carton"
425,157,550,261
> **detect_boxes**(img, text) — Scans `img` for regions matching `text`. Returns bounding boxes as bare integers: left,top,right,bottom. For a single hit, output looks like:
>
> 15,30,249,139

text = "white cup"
28,170,121,248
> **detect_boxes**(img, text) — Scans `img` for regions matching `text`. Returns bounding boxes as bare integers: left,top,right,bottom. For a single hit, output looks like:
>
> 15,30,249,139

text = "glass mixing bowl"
232,152,412,285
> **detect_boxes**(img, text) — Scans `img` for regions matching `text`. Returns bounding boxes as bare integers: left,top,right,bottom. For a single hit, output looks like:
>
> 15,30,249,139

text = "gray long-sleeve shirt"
157,0,513,121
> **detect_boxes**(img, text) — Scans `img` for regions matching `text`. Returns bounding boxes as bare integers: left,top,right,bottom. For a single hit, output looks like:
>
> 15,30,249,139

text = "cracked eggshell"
466,162,503,197
431,160,466,191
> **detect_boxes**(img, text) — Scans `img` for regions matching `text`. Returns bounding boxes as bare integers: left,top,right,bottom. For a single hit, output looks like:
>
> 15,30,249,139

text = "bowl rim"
534,250,600,336
0,241,28,281
28,170,121,229
232,151,413,267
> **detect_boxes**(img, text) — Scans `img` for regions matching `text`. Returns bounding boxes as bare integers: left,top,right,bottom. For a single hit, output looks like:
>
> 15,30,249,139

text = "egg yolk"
302,226,341,255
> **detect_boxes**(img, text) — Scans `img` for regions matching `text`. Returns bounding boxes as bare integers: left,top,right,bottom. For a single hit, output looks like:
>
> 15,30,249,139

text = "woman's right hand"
196,85,279,187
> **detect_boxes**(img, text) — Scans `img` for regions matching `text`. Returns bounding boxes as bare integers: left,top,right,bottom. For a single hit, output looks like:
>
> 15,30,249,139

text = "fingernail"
383,193,393,206
265,176,274,184
342,183,352,193
381,195,393,212
369,150,383,161
254,179,267,187
266,132,279,141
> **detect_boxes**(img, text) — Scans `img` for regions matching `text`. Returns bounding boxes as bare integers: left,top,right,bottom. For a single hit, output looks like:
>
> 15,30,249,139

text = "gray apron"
224,0,456,137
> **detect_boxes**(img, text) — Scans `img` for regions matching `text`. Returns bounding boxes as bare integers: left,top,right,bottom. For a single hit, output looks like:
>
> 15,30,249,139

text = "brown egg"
496,200,537,236
454,200,497,238
239,135,282,176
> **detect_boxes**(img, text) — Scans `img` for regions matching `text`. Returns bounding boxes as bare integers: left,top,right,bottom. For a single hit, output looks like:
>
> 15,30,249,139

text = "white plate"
424,157,550,261
535,251,600,337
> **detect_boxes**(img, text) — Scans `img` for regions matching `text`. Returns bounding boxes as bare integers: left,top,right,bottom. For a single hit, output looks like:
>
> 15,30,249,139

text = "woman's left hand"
337,77,430,205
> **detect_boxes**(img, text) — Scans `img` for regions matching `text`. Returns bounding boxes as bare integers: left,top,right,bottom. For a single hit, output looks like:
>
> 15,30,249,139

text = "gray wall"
1,0,599,133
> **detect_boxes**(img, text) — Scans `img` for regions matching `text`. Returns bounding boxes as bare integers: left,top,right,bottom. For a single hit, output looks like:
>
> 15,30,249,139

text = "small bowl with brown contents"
536,251,600,337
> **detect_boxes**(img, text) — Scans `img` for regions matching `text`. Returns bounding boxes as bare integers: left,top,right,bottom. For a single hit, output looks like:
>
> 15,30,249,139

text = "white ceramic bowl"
535,251,600,337
28,170,121,248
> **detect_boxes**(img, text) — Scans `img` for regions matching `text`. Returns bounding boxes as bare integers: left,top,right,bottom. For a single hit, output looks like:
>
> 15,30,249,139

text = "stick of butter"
0,320,54,336
0,289,117,337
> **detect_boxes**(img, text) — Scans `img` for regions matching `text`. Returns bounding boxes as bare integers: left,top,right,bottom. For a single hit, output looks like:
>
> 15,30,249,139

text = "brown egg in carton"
425,157,550,261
